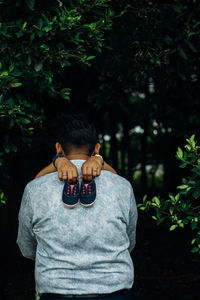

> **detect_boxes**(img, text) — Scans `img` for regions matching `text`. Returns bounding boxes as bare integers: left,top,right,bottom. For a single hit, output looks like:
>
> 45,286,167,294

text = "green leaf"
192,166,200,176
11,144,17,152
9,64,14,72
38,18,43,29
30,33,35,41
191,222,198,230
0,40,7,51
87,56,96,61
27,55,32,66
13,82,22,87
175,193,180,201
0,71,8,77
169,194,175,202
4,145,10,154
40,44,49,51
139,207,146,211
177,147,183,158
185,40,197,53
191,247,199,253
169,225,177,231
42,26,52,32
189,134,196,147
25,0,35,10
164,35,173,46
178,47,188,60
60,88,71,100
185,144,191,151
34,60,43,72
193,21,200,30
177,185,188,189
22,22,27,31
60,60,71,68
42,13,49,23
143,194,147,202
22,118,31,124
192,189,200,199
153,196,160,206
172,4,183,14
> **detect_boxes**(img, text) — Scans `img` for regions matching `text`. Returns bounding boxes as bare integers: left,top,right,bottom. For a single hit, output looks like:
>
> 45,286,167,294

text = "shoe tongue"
70,181,78,192
83,180,91,188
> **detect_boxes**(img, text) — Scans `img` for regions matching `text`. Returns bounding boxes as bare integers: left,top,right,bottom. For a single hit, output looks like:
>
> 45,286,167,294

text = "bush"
0,0,120,202
138,135,200,254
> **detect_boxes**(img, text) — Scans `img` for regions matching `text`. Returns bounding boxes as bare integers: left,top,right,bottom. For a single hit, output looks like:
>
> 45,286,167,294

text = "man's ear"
93,143,101,155
55,142,64,155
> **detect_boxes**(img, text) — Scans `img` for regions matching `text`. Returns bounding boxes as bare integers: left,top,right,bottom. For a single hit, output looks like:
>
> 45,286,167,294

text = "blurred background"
0,1,200,299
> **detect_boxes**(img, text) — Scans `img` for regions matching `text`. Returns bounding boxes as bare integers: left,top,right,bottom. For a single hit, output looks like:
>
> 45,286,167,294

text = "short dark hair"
52,113,98,155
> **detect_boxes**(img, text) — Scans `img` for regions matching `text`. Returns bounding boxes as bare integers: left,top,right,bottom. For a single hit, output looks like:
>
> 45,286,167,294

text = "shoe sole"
63,202,79,208
79,199,96,207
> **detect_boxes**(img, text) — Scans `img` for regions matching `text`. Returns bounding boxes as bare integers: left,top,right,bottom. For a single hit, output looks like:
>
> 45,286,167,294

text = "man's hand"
81,156,102,181
55,157,78,183
55,156,103,182
35,156,116,181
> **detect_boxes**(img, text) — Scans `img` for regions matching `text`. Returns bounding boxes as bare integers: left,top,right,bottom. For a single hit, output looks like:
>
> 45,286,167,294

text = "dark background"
0,1,200,299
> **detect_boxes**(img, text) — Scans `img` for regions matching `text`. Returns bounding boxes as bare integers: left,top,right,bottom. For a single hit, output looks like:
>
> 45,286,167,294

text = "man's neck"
65,153,90,160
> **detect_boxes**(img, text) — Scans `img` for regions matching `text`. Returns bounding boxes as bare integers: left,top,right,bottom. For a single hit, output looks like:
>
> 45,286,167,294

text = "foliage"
0,0,200,206
0,0,122,203
138,135,200,254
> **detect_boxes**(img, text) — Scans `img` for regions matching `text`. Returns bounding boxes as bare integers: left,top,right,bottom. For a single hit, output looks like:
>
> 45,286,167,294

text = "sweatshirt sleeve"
127,186,138,253
17,185,36,260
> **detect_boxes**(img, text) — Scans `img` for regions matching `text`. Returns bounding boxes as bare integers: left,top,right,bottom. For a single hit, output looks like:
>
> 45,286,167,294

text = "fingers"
58,167,78,183
58,170,65,181
86,167,92,182
97,168,101,176
82,163,101,182
81,164,86,181
82,165,92,181
57,158,102,184
92,168,100,177
62,173,68,181
67,169,78,184
67,169,73,183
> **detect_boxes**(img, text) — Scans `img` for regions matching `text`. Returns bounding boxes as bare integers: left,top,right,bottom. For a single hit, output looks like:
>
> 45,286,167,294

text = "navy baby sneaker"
79,178,96,207
62,180,79,208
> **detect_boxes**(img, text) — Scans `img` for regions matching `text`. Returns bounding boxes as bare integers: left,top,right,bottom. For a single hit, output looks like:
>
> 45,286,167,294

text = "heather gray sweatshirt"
17,160,138,295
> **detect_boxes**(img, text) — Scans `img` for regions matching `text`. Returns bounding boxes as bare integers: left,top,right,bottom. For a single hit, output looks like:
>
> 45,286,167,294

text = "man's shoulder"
99,170,132,189
25,173,61,192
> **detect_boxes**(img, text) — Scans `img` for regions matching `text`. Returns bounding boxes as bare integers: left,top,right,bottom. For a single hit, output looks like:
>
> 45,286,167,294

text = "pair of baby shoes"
62,178,96,208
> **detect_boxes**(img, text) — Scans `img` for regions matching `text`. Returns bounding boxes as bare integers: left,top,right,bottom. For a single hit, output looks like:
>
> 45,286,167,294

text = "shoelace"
66,182,78,196
82,181,92,195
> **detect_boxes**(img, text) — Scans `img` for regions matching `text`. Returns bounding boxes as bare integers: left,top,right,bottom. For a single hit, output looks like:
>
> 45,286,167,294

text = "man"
17,114,138,300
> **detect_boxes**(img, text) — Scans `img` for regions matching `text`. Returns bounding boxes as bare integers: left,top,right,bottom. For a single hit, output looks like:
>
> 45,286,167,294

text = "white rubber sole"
63,202,78,208
79,199,96,207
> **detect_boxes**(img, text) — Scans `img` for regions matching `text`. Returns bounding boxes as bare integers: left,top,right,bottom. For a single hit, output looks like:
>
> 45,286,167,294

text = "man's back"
17,160,137,295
